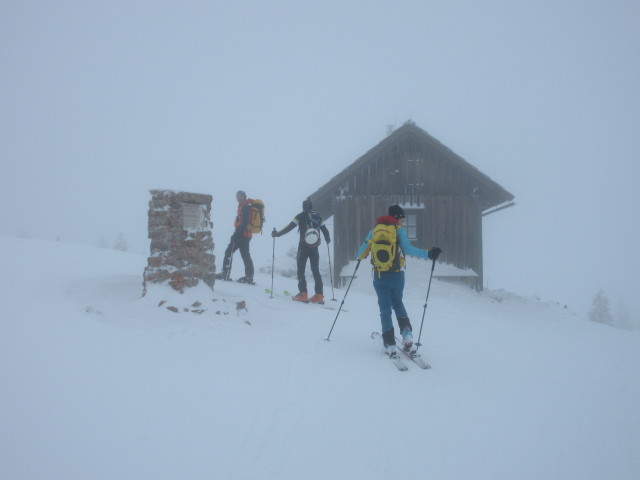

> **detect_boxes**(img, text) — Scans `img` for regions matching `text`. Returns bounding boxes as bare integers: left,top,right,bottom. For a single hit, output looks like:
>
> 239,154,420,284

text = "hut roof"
309,121,515,216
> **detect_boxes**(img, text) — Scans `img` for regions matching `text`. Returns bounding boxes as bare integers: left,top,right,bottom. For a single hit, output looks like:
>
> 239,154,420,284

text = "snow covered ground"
1,234,639,480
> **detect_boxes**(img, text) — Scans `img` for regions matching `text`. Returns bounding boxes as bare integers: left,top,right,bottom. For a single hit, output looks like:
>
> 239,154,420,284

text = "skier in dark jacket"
272,199,330,303
216,190,255,284
357,204,441,355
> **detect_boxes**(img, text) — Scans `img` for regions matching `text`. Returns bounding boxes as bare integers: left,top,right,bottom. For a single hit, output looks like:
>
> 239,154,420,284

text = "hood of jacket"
375,215,399,226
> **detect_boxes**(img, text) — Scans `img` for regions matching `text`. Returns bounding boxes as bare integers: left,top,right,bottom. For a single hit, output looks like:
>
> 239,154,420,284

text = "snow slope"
1,234,639,480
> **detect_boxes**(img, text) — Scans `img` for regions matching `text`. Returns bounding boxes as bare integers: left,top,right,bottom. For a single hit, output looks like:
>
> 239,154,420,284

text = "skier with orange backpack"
216,190,264,284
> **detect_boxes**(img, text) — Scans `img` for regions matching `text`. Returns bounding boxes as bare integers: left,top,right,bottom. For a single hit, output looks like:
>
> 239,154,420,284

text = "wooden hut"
308,121,515,290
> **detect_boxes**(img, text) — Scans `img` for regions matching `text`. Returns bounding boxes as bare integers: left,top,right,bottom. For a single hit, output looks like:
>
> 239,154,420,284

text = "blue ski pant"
372,271,408,333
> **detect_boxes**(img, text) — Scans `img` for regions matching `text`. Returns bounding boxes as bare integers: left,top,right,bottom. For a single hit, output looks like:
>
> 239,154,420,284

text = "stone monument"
143,189,215,295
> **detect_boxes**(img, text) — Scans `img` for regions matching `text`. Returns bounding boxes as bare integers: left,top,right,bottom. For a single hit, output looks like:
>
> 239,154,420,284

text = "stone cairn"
143,190,215,295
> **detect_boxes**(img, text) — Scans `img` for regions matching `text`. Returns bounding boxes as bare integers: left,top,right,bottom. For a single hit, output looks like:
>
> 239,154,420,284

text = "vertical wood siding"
330,136,485,290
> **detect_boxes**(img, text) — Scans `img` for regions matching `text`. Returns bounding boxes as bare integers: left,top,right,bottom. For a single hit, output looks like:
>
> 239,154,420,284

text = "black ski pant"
297,243,323,295
222,234,254,279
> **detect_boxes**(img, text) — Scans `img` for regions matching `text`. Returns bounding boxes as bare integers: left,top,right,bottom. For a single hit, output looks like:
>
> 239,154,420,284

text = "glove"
428,247,442,261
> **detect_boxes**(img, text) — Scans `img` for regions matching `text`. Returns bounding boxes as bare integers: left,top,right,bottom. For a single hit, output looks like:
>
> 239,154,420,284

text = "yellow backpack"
367,223,404,274
247,200,265,234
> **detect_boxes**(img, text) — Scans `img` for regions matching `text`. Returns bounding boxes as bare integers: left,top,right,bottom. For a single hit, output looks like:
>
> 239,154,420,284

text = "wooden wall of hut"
309,124,510,292
332,193,483,290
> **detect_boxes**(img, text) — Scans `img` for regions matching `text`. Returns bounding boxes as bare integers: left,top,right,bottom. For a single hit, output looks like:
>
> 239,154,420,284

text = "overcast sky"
2,0,639,320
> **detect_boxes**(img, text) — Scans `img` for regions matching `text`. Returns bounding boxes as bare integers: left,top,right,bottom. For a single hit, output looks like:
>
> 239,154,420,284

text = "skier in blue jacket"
357,204,441,355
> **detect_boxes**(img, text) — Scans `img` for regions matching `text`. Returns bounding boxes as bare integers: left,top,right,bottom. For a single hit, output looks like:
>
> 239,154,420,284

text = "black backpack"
303,211,323,246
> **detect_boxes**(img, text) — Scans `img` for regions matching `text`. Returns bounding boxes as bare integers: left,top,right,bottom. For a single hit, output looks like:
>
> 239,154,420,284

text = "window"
406,213,418,240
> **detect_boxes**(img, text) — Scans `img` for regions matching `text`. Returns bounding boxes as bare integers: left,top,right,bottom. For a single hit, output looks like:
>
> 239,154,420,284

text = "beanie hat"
236,190,247,200
388,204,405,219
302,199,313,211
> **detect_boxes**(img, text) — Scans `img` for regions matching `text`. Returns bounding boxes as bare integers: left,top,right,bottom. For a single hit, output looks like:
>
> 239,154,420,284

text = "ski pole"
270,228,276,298
325,260,361,342
326,241,336,301
416,257,436,349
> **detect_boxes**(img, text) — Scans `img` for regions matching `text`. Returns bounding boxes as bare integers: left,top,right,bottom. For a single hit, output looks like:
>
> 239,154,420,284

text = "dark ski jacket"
274,210,330,246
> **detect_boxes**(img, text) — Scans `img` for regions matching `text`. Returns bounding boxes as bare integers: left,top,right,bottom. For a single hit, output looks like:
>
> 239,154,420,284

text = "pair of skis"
370,332,431,371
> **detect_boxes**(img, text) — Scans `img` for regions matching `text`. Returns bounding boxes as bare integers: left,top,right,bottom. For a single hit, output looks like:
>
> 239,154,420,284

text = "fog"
2,0,639,321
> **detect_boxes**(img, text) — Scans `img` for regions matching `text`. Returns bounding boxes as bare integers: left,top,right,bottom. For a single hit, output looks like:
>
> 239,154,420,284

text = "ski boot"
402,332,417,354
382,329,398,357
308,294,324,304
292,292,308,303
